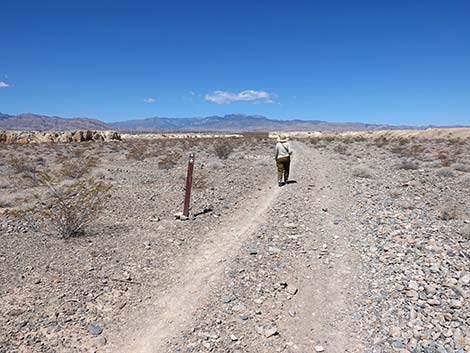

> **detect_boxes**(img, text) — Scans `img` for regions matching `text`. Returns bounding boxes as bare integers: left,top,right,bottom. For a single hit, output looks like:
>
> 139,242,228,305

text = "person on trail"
275,134,292,186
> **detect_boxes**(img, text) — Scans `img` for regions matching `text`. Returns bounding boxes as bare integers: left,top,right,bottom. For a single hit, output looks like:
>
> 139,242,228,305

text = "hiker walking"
275,134,292,186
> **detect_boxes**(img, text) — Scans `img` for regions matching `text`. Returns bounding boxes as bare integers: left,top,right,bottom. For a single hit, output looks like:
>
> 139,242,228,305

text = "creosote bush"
27,174,112,238
158,152,181,170
126,144,147,161
7,156,43,185
59,156,98,179
7,156,36,175
214,140,235,159
333,144,348,154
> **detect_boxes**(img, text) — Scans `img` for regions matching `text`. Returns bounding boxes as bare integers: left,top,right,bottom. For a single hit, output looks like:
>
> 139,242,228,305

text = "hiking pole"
183,153,195,218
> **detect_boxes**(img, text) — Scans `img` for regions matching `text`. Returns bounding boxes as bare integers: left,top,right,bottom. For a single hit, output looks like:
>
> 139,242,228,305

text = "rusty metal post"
183,153,195,217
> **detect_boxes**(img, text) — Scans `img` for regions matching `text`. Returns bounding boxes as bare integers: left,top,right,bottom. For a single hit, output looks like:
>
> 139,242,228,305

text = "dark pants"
276,156,290,182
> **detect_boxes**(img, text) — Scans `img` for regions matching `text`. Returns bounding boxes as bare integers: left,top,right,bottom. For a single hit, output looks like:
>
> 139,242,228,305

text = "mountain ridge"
0,112,464,132
0,113,111,131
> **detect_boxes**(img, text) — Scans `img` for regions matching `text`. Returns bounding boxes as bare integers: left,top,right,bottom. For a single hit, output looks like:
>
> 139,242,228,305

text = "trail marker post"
183,153,195,217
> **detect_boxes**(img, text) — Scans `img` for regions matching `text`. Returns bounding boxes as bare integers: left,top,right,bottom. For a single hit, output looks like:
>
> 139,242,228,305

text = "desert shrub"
353,135,367,143
448,138,465,146
333,144,348,154
193,171,209,189
409,144,426,157
71,148,85,158
396,159,420,170
243,134,271,148
389,145,406,155
440,159,452,167
436,151,448,160
397,137,409,145
158,152,181,170
438,202,459,221
7,156,36,174
214,141,235,159
0,199,12,208
460,174,470,188
460,224,470,240
419,151,435,162
374,137,388,148
352,166,373,178
126,144,147,161
436,167,455,178
30,174,112,237
322,135,336,143
6,156,43,185
309,136,320,145
59,156,98,179
454,163,470,172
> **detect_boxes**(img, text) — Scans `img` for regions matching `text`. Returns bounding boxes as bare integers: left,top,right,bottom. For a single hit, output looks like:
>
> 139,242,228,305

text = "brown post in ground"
183,153,195,217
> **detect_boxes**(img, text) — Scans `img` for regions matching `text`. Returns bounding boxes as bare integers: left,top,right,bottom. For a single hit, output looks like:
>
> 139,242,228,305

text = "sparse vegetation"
158,152,181,170
436,167,455,178
333,144,348,154
58,155,98,179
438,202,459,221
7,156,37,175
352,166,373,178
396,159,420,170
126,144,148,161
30,174,112,237
1,131,470,353
214,140,235,159
454,163,470,172
460,174,470,188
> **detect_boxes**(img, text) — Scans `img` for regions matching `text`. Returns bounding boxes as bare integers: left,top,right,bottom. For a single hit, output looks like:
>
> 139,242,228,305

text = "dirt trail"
277,142,361,351
109,179,282,352
110,141,360,352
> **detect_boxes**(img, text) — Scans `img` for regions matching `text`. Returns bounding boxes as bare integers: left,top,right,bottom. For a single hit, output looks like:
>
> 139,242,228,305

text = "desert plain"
0,129,469,353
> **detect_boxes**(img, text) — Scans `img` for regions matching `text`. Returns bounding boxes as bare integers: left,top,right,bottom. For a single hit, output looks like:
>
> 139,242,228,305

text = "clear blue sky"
1,0,469,125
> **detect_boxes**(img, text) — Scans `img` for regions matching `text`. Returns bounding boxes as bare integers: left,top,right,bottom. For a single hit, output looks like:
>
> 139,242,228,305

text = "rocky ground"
0,134,469,353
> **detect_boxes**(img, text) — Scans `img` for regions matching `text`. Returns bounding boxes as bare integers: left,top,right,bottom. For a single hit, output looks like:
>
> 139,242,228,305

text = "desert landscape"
1,129,469,353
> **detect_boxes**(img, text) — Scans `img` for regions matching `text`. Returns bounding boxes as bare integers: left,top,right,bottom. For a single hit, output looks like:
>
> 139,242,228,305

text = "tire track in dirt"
108,177,282,352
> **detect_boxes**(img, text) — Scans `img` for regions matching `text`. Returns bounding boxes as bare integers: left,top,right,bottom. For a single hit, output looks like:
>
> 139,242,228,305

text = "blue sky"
1,0,469,125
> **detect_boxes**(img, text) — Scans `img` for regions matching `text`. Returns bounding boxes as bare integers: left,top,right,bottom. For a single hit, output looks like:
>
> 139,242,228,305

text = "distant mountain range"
0,112,458,132
109,114,395,132
0,113,110,131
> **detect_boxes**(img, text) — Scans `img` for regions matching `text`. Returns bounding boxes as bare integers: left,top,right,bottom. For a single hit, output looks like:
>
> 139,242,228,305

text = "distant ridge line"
0,112,466,132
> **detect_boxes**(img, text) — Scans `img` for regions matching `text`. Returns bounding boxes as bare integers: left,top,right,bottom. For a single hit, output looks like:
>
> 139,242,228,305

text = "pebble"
264,327,278,338
88,325,103,335
286,285,298,295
